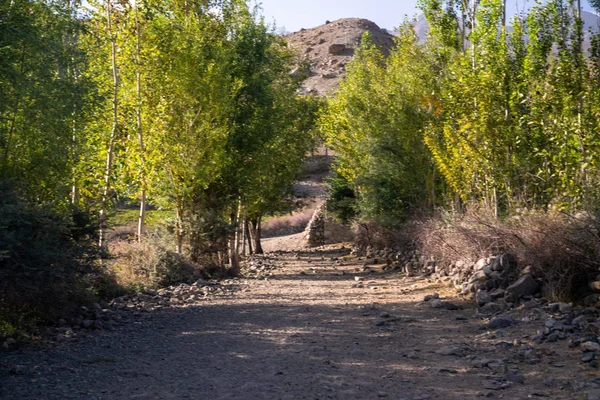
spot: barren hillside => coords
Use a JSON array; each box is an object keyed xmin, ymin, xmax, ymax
[{"xmin": 284, "ymin": 18, "xmax": 395, "ymax": 96}]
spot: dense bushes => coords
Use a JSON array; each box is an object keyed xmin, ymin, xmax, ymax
[
  {"xmin": 0, "ymin": 183, "xmax": 104, "ymax": 336},
  {"xmin": 108, "ymin": 230, "xmax": 216, "ymax": 292},
  {"xmin": 320, "ymin": 0, "xmax": 600, "ymax": 301}
]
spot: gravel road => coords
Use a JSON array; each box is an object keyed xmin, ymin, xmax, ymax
[{"xmin": 1, "ymin": 246, "xmax": 599, "ymax": 400}]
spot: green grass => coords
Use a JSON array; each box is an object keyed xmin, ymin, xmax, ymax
[{"xmin": 112, "ymin": 209, "xmax": 173, "ymax": 227}]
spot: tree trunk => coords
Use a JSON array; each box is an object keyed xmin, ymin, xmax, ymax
[
  {"xmin": 244, "ymin": 217, "xmax": 253, "ymax": 255},
  {"xmin": 99, "ymin": 0, "xmax": 119, "ymax": 248},
  {"xmin": 228, "ymin": 211, "xmax": 240, "ymax": 273},
  {"xmin": 135, "ymin": 1, "xmax": 146, "ymax": 242},
  {"xmin": 175, "ymin": 205, "xmax": 184, "ymax": 254},
  {"xmin": 253, "ymin": 216, "xmax": 264, "ymax": 255}
]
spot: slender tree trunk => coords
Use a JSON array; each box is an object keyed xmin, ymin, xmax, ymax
[
  {"xmin": 175, "ymin": 205, "xmax": 184, "ymax": 254},
  {"xmin": 244, "ymin": 217, "xmax": 253, "ymax": 255},
  {"xmin": 253, "ymin": 216, "xmax": 264, "ymax": 255},
  {"xmin": 234, "ymin": 200, "xmax": 242, "ymax": 257},
  {"xmin": 502, "ymin": 0, "xmax": 506, "ymax": 30},
  {"xmin": 99, "ymin": 0, "xmax": 119, "ymax": 248},
  {"xmin": 228, "ymin": 210, "xmax": 240, "ymax": 272},
  {"xmin": 135, "ymin": 1, "xmax": 146, "ymax": 242}
]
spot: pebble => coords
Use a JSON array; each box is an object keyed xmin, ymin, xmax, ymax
[
  {"xmin": 504, "ymin": 373, "xmax": 525, "ymax": 384},
  {"xmin": 582, "ymin": 341, "xmax": 600, "ymax": 351},
  {"xmin": 10, "ymin": 365, "xmax": 26, "ymax": 375},
  {"xmin": 435, "ymin": 347, "xmax": 464, "ymax": 357},
  {"xmin": 423, "ymin": 293, "xmax": 439, "ymax": 302},
  {"xmin": 582, "ymin": 352, "xmax": 596, "ymax": 363},
  {"xmin": 486, "ymin": 317, "xmax": 516, "ymax": 330}
]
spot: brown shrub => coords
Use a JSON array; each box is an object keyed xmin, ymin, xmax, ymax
[
  {"xmin": 108, "ymin": 232, "xmax": 211, "ymax": 291},
  {"xmin": 262, "ymin": 205, "xmax": 316, "ymax": 238},
  {"xmin": 415, "ymin": 207, "xmax": 600, "ymax": 302}
]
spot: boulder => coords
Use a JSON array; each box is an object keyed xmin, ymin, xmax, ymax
[
  {"xmin": 490, "ymin": 253, "xmax": 517, "ymax": 272},
  {"xmin": 506, "ymin": 274, "xmax": 539, "ymax": 299},
  {"xmin": 476, "ymin": 290, "xmax": 493, "ymax": 306},
  {"xmin": 589, "ymin": 281, "xmax": 600, "ymax": 293},
  {"xmin": 474, "ymin": 258, "xmax": 488, "ymax": 271},
  {"xmin": 469, "ymin": 270, "xmax": 488, "ymax": 284},
  {"xmin": 328, "ymin": 43, "xmax": 347, "ymax": 55}
]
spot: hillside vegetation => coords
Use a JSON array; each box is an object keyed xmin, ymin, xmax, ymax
[
  {"xmin": 320, "ymin": 0, "xmax": 600, "ymax": 300},
  {"xmin": 0, "ymin": 0, "xmax": 318, "ymax": 336}
]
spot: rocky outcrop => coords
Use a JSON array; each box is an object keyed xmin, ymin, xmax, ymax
[{"xmin": 284, "ymin": 18, "xmax": 395, "ymax": 96}]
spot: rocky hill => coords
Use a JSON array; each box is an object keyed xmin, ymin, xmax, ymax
[
  {"xmin": 284, "ymin": 18, "xmax": 395, "ymax": 96},
  {"xmin": 284, "ymin": 12, "xmax": 599, "ymax": 97}
]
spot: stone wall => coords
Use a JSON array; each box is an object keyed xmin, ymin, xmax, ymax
[{"xmin": 305, "ymin": 204, "xmax": 325, "ymax": 247}]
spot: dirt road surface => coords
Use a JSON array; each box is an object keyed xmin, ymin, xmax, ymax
[{"xmin": 1, "ymin": 244, "xmax": 598, "ymax": 400}]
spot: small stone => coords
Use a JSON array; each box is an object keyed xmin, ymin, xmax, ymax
[
  {"xmin": 573, "ymin": 315, "xmax": 588, "ymax": 327},
  {"xmin": 436, "ymin": 347, "xmax": 464, "ymax": 356},
  {"xmin": 377, "ymin": 392, "xmax": 388, "ymax": 398},
  {"xmin": 558, "ymin": 302, "xmax": 573, "ymax": 313},
  {"xmin": 82, "ymin": 319, "xmax": 94, "ymax": 329},
  {"xmin": 590, "ymin": 281, "xmax": 600, "ymax": 293},
  {"xmin": 582, "ymin": 342, "xmax": 600, "ymax": 352},
  {"xmin": 476, "ymin": 290, "xmax": 493, "ymax": 306},
  {"xmin": 582, "ymin": 352, "xmax": 596, "ymax": 363},
  {"xmin": 379, "ymin": 312, "xmax": 390, "ymax": 318},
  {"xmin": 431, "ymin": 299, "xmax": 444, "ymax": 309},
  {"xmin": 350, "ymin": 347, "xmax": 364, "ymax": 356},
  {"xmin": 505, "ymin": 373, "xmax": 525, "ymax": 384},
  {"xmin": 546, "ymin": 333, "xmax": 559, "ymax": 342},
  {"xmin": 354, "ymin": 276, "xmax": 364, "ymax": 282},
  {"xmin": 10, "ymin": 365, "xmax": 25, "ymax": 375},
  {"xmin": 486, "ymin": 317, "xmax": 516, "ymax": 330},
  {"xmin": 482, "ymin": 380, "xmax": 501, "ymax": 390},
  {"xmin": 6, "ymin": 338, "xmax": 16, "ymax": 346},
  {"xmin": 442, "ymin": 301, "xmax": 462, "ymax": 310},
  {"xmin": 424, "ymin": 293, "xmax": 440, "ymax": 301},
  {"xmin": 506, "ymin": 274, "xmax": 540, "ymax": 298},
  {"xmin": 543, "ymin": 378, "xmax": 555, "ymax": 387},
  {"xmin": 55, "ymin": 334, "xmax": 66, "ymax": 343}
]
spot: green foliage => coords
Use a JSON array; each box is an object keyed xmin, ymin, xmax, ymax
[
  {"xmin": 0, "ymin": 181, "xmax": 103, "ymax": 327},
  {"xmin": 320, "ymin": 29, "xmax": 435, "ymax": 227},
  {"xmin": 326, "ymin": 173, "xmax": 357, "ymax": 224},
  {"xmin": 0, "ymin": 0, "xmax": 317, "ymax": 333}
]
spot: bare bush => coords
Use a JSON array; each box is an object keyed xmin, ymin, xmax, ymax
[
  {"xmin": 108, "ymin": 231, "xmax": 210, "ymax": 291},
  {"xmin": 415, "ymin": 207, "xmax": 600, "ymax": 302},
  {"xmin": 262, "ymin": 205, "xmax": 316, "ymax": 238}
]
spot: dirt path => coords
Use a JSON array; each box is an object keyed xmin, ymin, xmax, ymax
[{"xmin": 2, "ymin": 246, "xmax": 598, "ymax": 400}]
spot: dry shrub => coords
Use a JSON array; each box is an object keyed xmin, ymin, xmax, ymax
[
  {"xmin": 262, "ymin": 205, "xmax": 316, "ymax": 238},
  {"xmin": 108, "ymin": 231, "xmax": 209, "ymax": 291},
  {"xmin": 353, "ymin": 220, "xmax": 418, "ymax": 251},
  {"xmin": 416, "ymin": 207, "xmax": 600, "ymax": 302},
  {"xmin": 323, "ymin": 217, "xmax": 354, "ymax": 244}
]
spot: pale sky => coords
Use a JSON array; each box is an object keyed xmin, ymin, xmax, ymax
[{"xmin": 255, "ymin": 0, "xmax": 598, "ymax": 33}]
